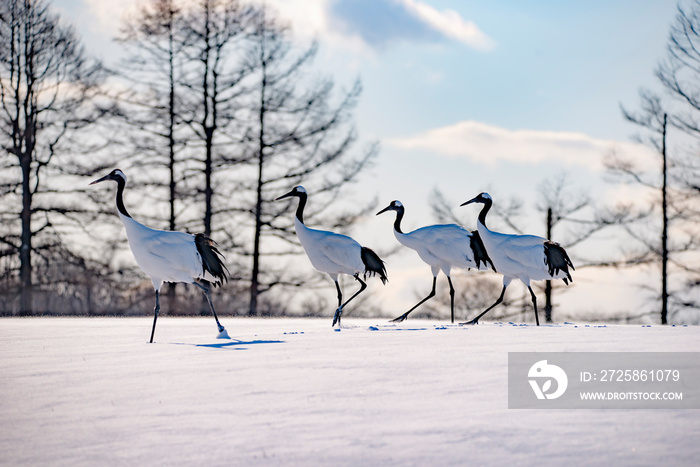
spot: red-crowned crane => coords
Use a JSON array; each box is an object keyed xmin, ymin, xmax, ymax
[
  {"xmin": 276, "ymin": 186, "xmax": 387, "ymax": 327},
  {"xmin": 377, "ymin": 200, "xmax": 495, "ymax": 323},
  {"xmin": 460, "ymin": 192, "xmax": 574, "ymax": 326},
  {"xmin": 90, "ymin": 169, "xmax": 229, "ymax": 342}
]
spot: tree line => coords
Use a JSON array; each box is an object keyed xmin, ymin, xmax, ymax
[
  {"xmin": 0, "ymin": 0, "xmax": 375, "ymax": 317},
  {"xmin": 1, "ymin": 0, "xmax": 698, "ymax": 323}
]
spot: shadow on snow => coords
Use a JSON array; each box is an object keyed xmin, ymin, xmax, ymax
[{"xmin": 171, "ymin": 339, "xmax": 285, "ymax": 350}]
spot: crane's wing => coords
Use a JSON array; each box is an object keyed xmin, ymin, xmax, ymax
[
  {"xmin": 481, "ymin": 230, "xmax": 546, "ymax": 270},
  {"xmin": 360, "ymin": 247, "xmax": 387, "ymax": 283},
  {"xmin": 470, "ymin": 230, "xmax": 496, "ymax": 271},
  {"xmin": 133, "ymin": 229, "xmax": 203, "ymax": 280},
  {"xmin": 408, "ymin": 224, "xmax": 471, "ymax": 259},
  {"xmin": 544, "ymin": 241, "xmax": 574, "ymax": 282},
  {"xmin": 195, "ymin": 233, "xmax": 229, "ymax": 285},
  {"xmin": 407, "ymin": 224, "xmax": 496, "ymax": 270},
  {"xmin": 315, "ymin": 231, "xmax": 363, "ymax": 271},
  {"xmin": 495, "ymin": 232, "xmax": 546, "ymax": 248},
  {"xmin": 484, "ymin": 230, "xmax": 544, "ymax": 250},
  {"xmin": 408, "ymin": 224, "xmax": 470, "ymax": 244},
  {"xmin": 501, "ymin": 244, "xmax": 547, "ymax": 269}
]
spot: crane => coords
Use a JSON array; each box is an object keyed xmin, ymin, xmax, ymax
[
  {"xmin": 276, "ymin": 186, "xmax": 387, "ymax": 327},
  {"xmin": 460, "ymin": 192, "xmax": 574, "ymax": 326},
  {"xmin": 90, "ymin": 169, "xmax": 229, "ymax": 342},
  {"xmin": 377, "ymin": 200, "xmax": 494, "ymax": 323}
]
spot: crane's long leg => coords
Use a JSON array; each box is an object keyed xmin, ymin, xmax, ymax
[
  {"xmin": 335, "ymin": 280, "xmax": 342, "ymax": 309},
  {"xmin": 333, "ymin": 275, "xmax": 367, "ymax": 327},
  {"xmin": 193, "ymin": 281, "xmax": 226, "ymax": 334},
  {"xmin": 447, "ymin": 276, "xmax": 455, "ymax": 324},
  {"xmin": 391, "ymin": 276, "xmax": 437, "ymax": 323},
  {"xmin": 528, "ymin": 286, "xmax": 540, "ymax": 326},
  {"xmin": 149, "ymin": 291, "xmax": 160, "ymax": 343},
  {"xmin": 461, "ymin": 285, "xmax": 507, "ymax": 325}
]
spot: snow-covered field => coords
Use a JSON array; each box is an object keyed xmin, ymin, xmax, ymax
[{"xmin": 2, "ymin": 317, "xmax": 699, "ymax": 466}]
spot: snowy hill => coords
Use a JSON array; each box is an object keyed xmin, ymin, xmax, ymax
[{"xmin": 2, "ymin": 317, "xmax": 698, "ymax": 466}]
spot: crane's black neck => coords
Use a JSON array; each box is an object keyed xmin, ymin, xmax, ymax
[
  {"xmin": 478, "ymin": 198, "xmax": 492, "ymax": 228},
  {"xmin": 392, "ymin": 206, "xmax": 405, "ymax": 234},
  {"xmin": 295, "ymin": 192, "xmax": 307, "ymax": 224},
  {"xmin": 115, "ymin": 178, "xmax": 131, "ymax": 218}
]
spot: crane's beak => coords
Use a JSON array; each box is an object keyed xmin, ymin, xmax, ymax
[
  {"xmin": 89, "ymin": 174, "xmax": 110, "ymax": 185},
  {"xmin": 376, "ymin": 205, "xmax": 393, "ymax": 216},
  {"xmin": 460, "ymin": 195, "xmax": 480, "ymax": 207},
  {"xmin": 275, "ymin": 190, "xmax": 295, "ymax": 201}
]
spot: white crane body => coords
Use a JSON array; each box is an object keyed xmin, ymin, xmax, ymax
[
  {"xmin": 277, "ymin": 186, "xmax": 387, "ymax": 327},
  {"xmin": 477, "ymin": 227, "xmax": 571, "ymax": 283},
  {"xmin": 119, "ymin": 213, "xmax": 215, "ymax": 287},
  {"xmin": 394, "ymin": 223, "xmax": 477, "ymax": 274},
  {"xmin": 91, "ymin": 169, "xmax": 229, "ymax": 342},
  {"xmin": 461, "ymin": 192, "xmax": 574, "ymax": 326},
  {"xmin": 377, "ymin": 200, "xmax": 494, "ymax": 323},
  {"xmin": 294, "ymin": 217, "xmax": 365, "ymax": 280}
]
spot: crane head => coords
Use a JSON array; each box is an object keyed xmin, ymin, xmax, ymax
[
  {"xmin": 90, "ymin": 169, "xmax": 127, "ymax": 186},
  {"xmin": 376, "ymin": 200, "xmax": 403, "ymax": 216},
  {"xmin": 276, "ymin": 185, "xmax": 307, "ymax": 200},
  {"xmin": 460, "ymin": 192, "xmax": 491, "ymax": 206}
]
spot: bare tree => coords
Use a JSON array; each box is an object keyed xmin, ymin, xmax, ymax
[
  {"xmin": 116, "ymin": 0, "xmax": 186, "ymax": 231},
  {"xmin": 241, "ymin": 9, "xmax": 378, "ymax": 316},
  {"xmin": 110, "ymin": 0, "xmax": 258, "ymax": 315},
  {"xmin": 177, "ymin": 0, "xmax": 256, "ymax": 239},
  {"xmin": 658, "ymin": 2, "xmax": 700, "ymax": 148},
  {"xmin": 614, "ymin": 90, "xmax": 698, "ymax": 323},
  {"xmin": 0, "ymin": 0, "xmax": 106, "ymax": 314},
  {"xmin": 102, "ymin": 1, "xmax": 378, "ymax": 318},
  {"xmin": 112, "ymin": 0, "xmax": 190, "ymax": 311},
  {"xmin": 650, "ymin": 0, "xmax": 700, "ymax": 318},
  {"xmin": 535, "ymin": 174, "xmax": 601, "ymax": 322}
]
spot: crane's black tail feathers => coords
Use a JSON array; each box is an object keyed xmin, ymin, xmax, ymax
[
  {"xmin": 470, "ymin": 230, "xmax": 497, "ymax": 272},
  {"xmin": 543, "ymin": 241, "xmax": 574, "ymax": 283},
  {"xmin": 361, "ymin": 247, "xmax": 388, "ymax": 285},
  {"xmin": 195, "ymin": 233, "xmax": 229, "ymax": 287}
]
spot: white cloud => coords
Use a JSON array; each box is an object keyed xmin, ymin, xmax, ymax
[
  {"xmin": 253, "ymin": 0, "xmax": 330, "ymax": 36},
  {"xmin": 400, "ymin": 0, "xmax": 495, "ymax": 51},
  {"xmin": 77, "ymin": 0, "xmax": 493, "ymax": 56},
  {"xmin": 324, "ymin": 0, "xmax": 494, "ymax": 53},
  {"xmin": 80, "ymin": 0, "xmax": 137, "ymax": 35},
  {"xmin": 387, "ymin": 120, "xmax": 658, "ymax": 172}
]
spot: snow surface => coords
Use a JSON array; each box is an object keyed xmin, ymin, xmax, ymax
[{"xmin": 1, "ymin": 317, "xmax": 699, "ymax": 466}]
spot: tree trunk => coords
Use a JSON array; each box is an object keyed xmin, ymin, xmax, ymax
[
  {"xmin": 19, "ymin": 151, "xmax": 33, "ymax": 316},
  {"xmin": 202, "ymin": 2, "xmax": 213, "ymax": 239},
  {"xmin": 249, "ymin": 36, "xmax": 267, "ymax": 318},
  {"xmin": 1, "ymin": 0, "xmax": 105, "ymax": 317},
  {"xmin": 248, "ymin": 147, "xmax": 263, "ymax": 316},
  {"xmin": 544, "ymin": 207, "xmax": 553, "ymax": 323},
  {"xmin": 204, "ymin": 128, "xmax": 213, "ymax": 237},
  {"xmin": 167, "ymin": 15, "xmax": 178, "ymax": 311},
  {"xmin": 661, "ymin": 113, "xmax": 668, "ymax": 325}
]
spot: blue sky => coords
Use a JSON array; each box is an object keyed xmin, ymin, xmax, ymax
[
  {"xmin": 54, "ymin": 0, "xmax": 684, "ymax": 318},
  {"xmin": 59, "ymin": 0, "xmax": 677, "ymax": 139},
  {"xmin": 315, "ymin": 0, "xmax": 674, "ymax": 137}
]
